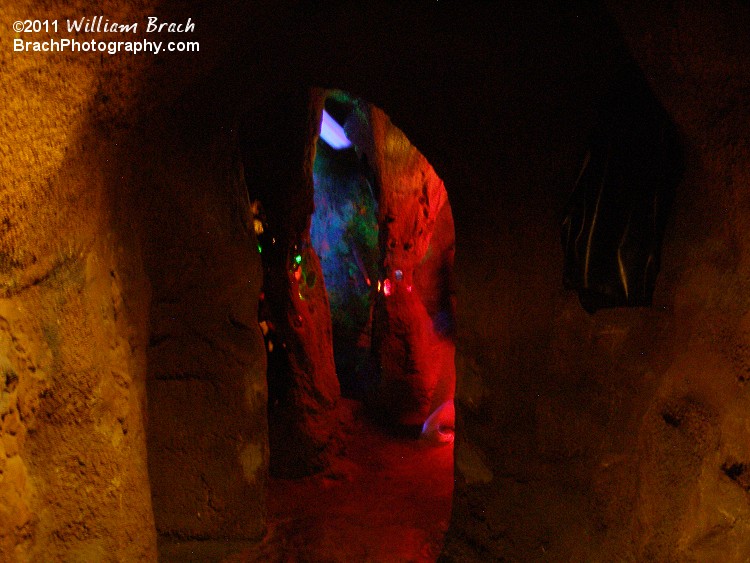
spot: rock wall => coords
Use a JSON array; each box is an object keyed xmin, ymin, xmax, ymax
[
  {"xmin": 368, "ymin": 107, "xmax": 456, "ymax": 426},
  {"xmin": 0, "ymin": 0, "xmax": 158, "ymax": 558},
  {"xmin": 440, "ymin": 3, "xmax": 750, "ymax": 561},
  {"xmin": 240, "ymin": 89, "xmax": 340, "ymax": 478},
  {"xmin": 605, "ymin": 4, "xmax": 750, "ymax": 559},
  {"xmin": 142, "ymin": 97, "xmax": 268, "ymax": 540},
  {"xmin": 1, "ymin": 0, "xmax": 272, "ymax": 555}
]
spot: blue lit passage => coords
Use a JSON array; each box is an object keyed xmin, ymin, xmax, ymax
[{"xmin": 311, "ymin": 101, "xmax": 378, "ymax": 397}]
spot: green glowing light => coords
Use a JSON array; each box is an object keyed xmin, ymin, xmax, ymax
[
  {"xmin": 294, "ymin": 254, "xmax": 302, "ymax": 265},
  {"xmin": 257, "ymin": 244, "xmax": 262, "ymax": 253}
]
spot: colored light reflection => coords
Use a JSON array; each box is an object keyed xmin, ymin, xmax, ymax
[
  {"xmin": 421, "ymin": 400, "xmax": 455, "ymax": 444},
  {"xmin": 320, "ymin": 109, "xmax": 352, "ymax": 150},
  {"xmin": 383, "ymin": 278, "xmax": 392, "ymax": 297},
  {"xmin": 295, "ymin": 254, "xmax": 302, "ymax": 265},
  {"xmin": 253, "ymin": 219, "xmax": 264, "ymax": 235}
]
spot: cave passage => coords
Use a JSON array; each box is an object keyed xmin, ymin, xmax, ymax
[
  {"xmin": 311, "ymin": 96, "xmax": 380, "ymax": 399},
  {"xmin": 311, "ymin": 91, "xmax": 458, "ymax": 430},
  {"xmin": 242, "ymin": 91, "xmax": 458, "ymax": 560}
]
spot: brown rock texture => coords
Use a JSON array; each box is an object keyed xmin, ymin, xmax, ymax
[
  {"xmin": 2, "ymin": 0, "xmax": 272, "ymax": 556},
  {"xmin": 1, "ymin": 1, "xmax": 158, "ymax": 559},
  {"xmin": 142, "ymin": 100, "xmax": 268, "ymax": 540},
  {"xmin": 440, "ymin": 3, "xmax": 750, "ymax": 561}
]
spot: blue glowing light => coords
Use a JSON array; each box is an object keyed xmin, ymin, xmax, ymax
[
  {"xmin": 421, "ymin": 400, "xmax": 455, "ymax": 444},
  {"xmin": 319, "ymin": 109, "xmax": 352, "ymax": 150}
]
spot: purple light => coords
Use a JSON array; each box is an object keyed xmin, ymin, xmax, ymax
[
  {"xmin": 319, "ymin": 109, "xmax": 352, "ymax": 150},
  {"xmin": 421, "ymin": 400, "xmax": 455, "ymax": 444}
]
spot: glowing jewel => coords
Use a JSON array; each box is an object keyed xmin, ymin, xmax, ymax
[
  {"xmin": 394, "ymin": 269, "xmax": 403, "ymax": 281},
  {"xmin": 319, "ymin": 109, "xmax": 352, "ymax": 149},
  {"xmin": 377, "ymin": 280, "xmax": 382, "ymax": 292},
  {"xmin": 295, "ymin": 254, "xmax": 302, "ymax": 265},
  {"xmin": 383, "ymin": 279, "xmax": 392, "ymax": 297},
  {"xmin": 257, "ymin": 244, "xmax": 262, "ymax": 253},
  {"xmin": 253, "ymin": 219, "xmax": 264, "ymax": 235}
]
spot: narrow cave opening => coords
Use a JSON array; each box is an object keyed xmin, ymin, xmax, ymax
[
  {"xmin": 310, "ymin": 94, "xmax": 379, "ymax": 399},
  {"xmin": 244, "ymin": 89, "xmax": 457, "ymax": 559},
  {"xmin": 311, "ymin": 91, "xmax": 457, "ymax": 430}
]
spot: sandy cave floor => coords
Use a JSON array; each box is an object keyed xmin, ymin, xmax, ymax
[{"xmin": 160, "ymin": 398, "xmax": 454, "ymax": 562}]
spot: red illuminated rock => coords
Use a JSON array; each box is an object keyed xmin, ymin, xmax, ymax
[{"xmin": 368, "ymin": 108, "xmax": 456, "ymax": 426}]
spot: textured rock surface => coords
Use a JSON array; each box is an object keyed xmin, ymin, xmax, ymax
[
  {"xmin": 368, "ymin": 107, "xmax": 456, "ymax": 426},
  {"xmin": 1, "ymin": 0, "xmax": 270, "ymax": 556},
  {"xmin": 142, "ymin": 99, "xmax": 267, "ymax": 539},
  {"xmin": 439, "ymin": 3, "xmax": 750, "ymax": 561},
  {"xmin": 241, "ymin": 89, "xmax": 340, "ymax": 477},
  {"xmin": 1, "ymin": 1, "xmax": 158, "ymax": 559}
]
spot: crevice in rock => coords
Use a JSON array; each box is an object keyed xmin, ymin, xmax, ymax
[{"xmin": 721, "ymin": 460, "xmax": 750, "ymax": 491}]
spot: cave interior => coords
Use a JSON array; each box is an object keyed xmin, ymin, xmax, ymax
[{"xmin": 2, "ymin": 1, "xmax": 750, "ymax": 562}]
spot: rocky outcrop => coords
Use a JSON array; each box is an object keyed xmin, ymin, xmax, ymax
[
  {"xmin": 1, "ymin": 1, "xmax": 158, "ymax": 556},
  {"xmin": 241, "ymin": 89, "xmax": 341, "ymax": 477},
  {"xmin": 367, "ymin": 107, "xmax": 456, "ymax": 427}
]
